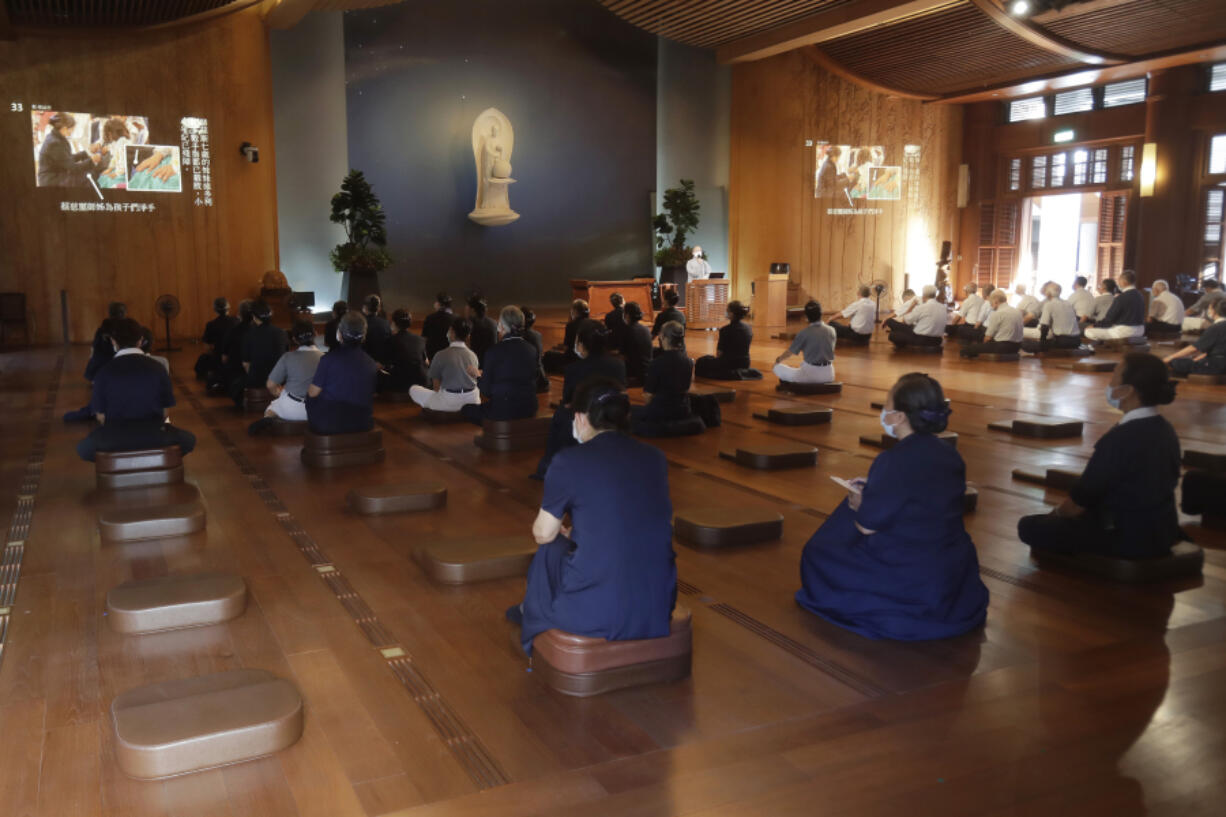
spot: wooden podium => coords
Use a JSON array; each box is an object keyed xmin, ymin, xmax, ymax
[
  {"xmin": 686, "ymin": 279, "xmax": 729, "ymax": 330},
  {"xmin": 570, "ymin": 279, "xmax": 655, "ymax": 321},
  {"xmin": 752, "ymin": 273, "xmax": 789, "ymax": 335}
]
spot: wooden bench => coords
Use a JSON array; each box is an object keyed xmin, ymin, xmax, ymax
[
  {"xmin": 111, "ymin": 669, "xmax": 303, "ymax": 779},
  {"xmin": 775, "ymin": 381, "xmax": 842, "ymax": 395},
  {"xmin": 98, "ymin": 501, "xmax": 207, "ymax": 544},
  {"xmin": 674, "ymin": 507, "xmax": 784, "ymax": 548},
  {"xmin": 719, "ymin": 441, "xmax": 818, "ymax": 470},
  {"xmin": 1011, "ymin": 467, "xmax": 1082, "ymax": 491},
  {"xmin": 1030, "ymin": 542, "xmax": 1204, "ymax": 584},
  {"xmin": 106, "ymin": 573, "xmax": 247, "ymax": 634},
  {"xmin": 860, "ymin": 431, "xmax": 958, "ymax": 450},
  {"xmin": 530, "ymin": 607, "xmax": 692, "ymax": 697},
  {"xmin": 988, "ymin": 418, "xmax": 1083, "ymax": 439},
  {"xmin": 752, "ymin": 406, "xmax": 833, "ymax": 426},
  {"xmin": 414, "ymin": 536, "xmax": 538, "ymax": 584},
  {"xmin": 474, "ymin": 414, "xmax": 552, "ymax": 452},
  {"xmin": 346, "ymin": 482, "xmax": 448, "ymax": 515},
  {"xmin": 300, "ymin": 430, "xmax": 385, "ymax": 469},
  {"xmin": 95, "ymin": 446, "xmax": 184, "ymax": 491},
  {"xmin": 1072, "ymin": 358, "xmax": 1117, "ymax": 373}
]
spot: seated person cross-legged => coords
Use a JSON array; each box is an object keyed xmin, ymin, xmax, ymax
[
  {"xmin": 949, "ymin": 284, "xmax": 994, "ymax": 344},
  {"xmin": 249, "ymin": 320, "xmax": 322, "ymax": 435},
  {"xmin": 651, "ymin": 288, "xmax": 686, "ymax": 353},
  {"xmin": 829, "ymin": 286, "xmax": 877, "ymax": 345},
  {"xmin": 694, "ymin": 300, "xmax": 757, "ymax": 380},
  {"xmin": 466, "ymin": 295, "xmax": 499, "ymax": 368},
  {"xmin": 532, "ymin": 324, "xmax": 626, "ymax": 479},
  {"xmin": 194, "ymin": 297, "xmax": 238, "ymax": 382},
  {"xmin": 1022, "ymin": 282, "xmax": 1083, "ymax": 352},
  {"xmin": 306, "ymin": 312, "xmax": 379, "ymax": 435},
  {"xmin": 409, "ymin": 317, "xmax": 480, "ymax": 414},
  {"xmin": 884, "ymin": 285, "xmax": 947, "ymax": 349},
  {"xmin": 380, "ymin": 309, "xmax": 429, "ymax": 394},
  {"xmin": 1018, "ymin": 353, "xmax": 1181, "ymax": 559},
  {"xmin": 235, "ymin": 299, "xmax": 289, "ymax": 408},
  {"xmin": 219, "ymin": 299, "xmax": 255, "ymax": 395},
  {"xmin": 510, "ymin": 379, "xmax": 677, "ymax": 654},
  {"xmin": 1145, "ymin": 279, "xmax": 1185, "ymax": 336},
  {"xmin": 461, "ymin": 305, "xmax": 540, "ymax": 425},
  {"xmin": 960, "ymin": 290, "xmax": 1022, "ymax": 358},
  {"xmin": 1164, "ymin": 298, "xmax": 1226, "ymax": 377},
  {"xmin": 603, "ymin": 292, "xmax": 626, "ymax": 353},
  {"xmin": 420, "ymin": 293, "xmax": 454, "ymax": 361},
  {"xmin": 773, "ymin": 300, "xmax": 836, "ymax": 384},
  {"xmin": 621, "ymin": 302, "xmax": 653, "ymax": 385},
  {"xmin": 1085, "ymin": 269, "xmax": 1146, "ymax": 341},
  {"xmin": 796, "ymin": 373, "xmax": 988, "ymax": 640},
  {"xmin": 1181, "ymin": 278, "xmax": 1223, "ymax": 333},
  {"xmin": 76, "ymin": 318, "xmax": 197, "ymax": 461},
  {"xmin": 632, "ymin": 321, "xmax": 699, "ymax": 436},
  {"xmin": 521, "ymin": 306, "xmax": 550, "ymax": 392},
  {"xmin": 543, "ymin": 299, "xmax": 598, "ymax": 374},
  {"xmin": 64, "ymin": 301, "xmax": 127, "ymax": 423}
]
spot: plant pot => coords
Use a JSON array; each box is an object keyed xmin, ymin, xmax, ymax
[{"xmin": 343, "ymin": 267, "xmax": 381, "ymax": 302}]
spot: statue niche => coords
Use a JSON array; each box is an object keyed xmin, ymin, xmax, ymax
[{"xmin": 468, "ymin": 107, "xmax": 520, "ymax": 227}]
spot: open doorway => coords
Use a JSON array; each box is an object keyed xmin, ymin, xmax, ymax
[{"xmin": 1015, "ymin": 191, "xmax": 1101, "ymax": 296}]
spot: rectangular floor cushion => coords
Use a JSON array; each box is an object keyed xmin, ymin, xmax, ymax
[
  {"xmin": 414, "ymin": 536, "xmax": 538, "ymax": 584},
  {"xmin": 474, "ymin": 415, "xmax": 552, "ymax": 452},
  {"xmin": 1030, "ymin": 542, "xmax": 1203, "ymax": 584},
  {"xmin": 96, "ymin": 447, "xmax": 184, "ymax": 490},
  {"xmin": 106, "ymin": 573, "xmax": 247, "ymax": 634},
  {"xmin": 301, "ymin": 430, "xmax": 385, "ymax": 468},
  {"xmin": 674, "ymin": 507, "xmax": 784, "ymax": 548},
  {"xmin": 347, "ymin": 482, "xmax": 448, "ymax": 515}
]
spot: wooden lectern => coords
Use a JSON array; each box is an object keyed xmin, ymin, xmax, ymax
[
  {"xmin": 570, "ymin": 279, "xmax": 655, "ymax": 321},
  {"xmin": 686, "ymin": 279, "xmax": 729, "ymax": 330},
  {"xmin": 752, "ymin": 273, "xmax": 789, "ymax": 335}
]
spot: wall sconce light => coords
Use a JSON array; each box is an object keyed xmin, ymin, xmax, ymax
[{"xmin": 1139, "ymin": 142, "xmax": 1157, "ymax": 197}]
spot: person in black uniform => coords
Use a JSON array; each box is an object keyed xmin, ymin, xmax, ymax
[
  {"xmin": 1018, "ymin": 353, "xmax": 1181, "ymax": 559},
  {"xmin": 521, "ymin": 306, "xmax": 549, "ymax": 392},
  {"xmin": 694, "ymin": 300, "xmax": 756, "ymax": 380},
  {"xmin": 220, "ymin": 299, "xmax": 255, "ymax": 395},
  {"xmin": 421, "ymin": 293, "xmax": 454, "ymax": 361},
  {"xmin": 466, "ymin": 295, "xmax": 499, "ymax": 367},
  {"xmin": 543, "ymin": 299, "xmax": 598, "ymax": 374},
  {"xmin": 532, "ymin": 323, "xmax": 626, "ymax": 479},
  {"xmin": 235, "ymin": 299, "xmax": 289, "ymax": 407},
  {"xmin": 324, "ymin": 300, "xmax": 347, "ymax": 353},
  {"xmin": 380, "ymin": 309, "xmax": 428, "ymax": 393},
  {"xmin": 75, "ymin": 318, "xmax": 196, "ymax": 461},
  {"xmin": 604, "ymin": 292, "xmax": 626, "ymax": 353},
  {"xmin": 632, "ymin": 321, "xmax": 700, "ymax": 436},
  {"xmin": 1164, "ymin": 298, "xmax": 1226, "ymax": 376},
  {"xmin": 307, "ymin": 312, "xmax": 379, "ymax": 434},
  {"xmin": 64, "ymin": 302, "xmax": 128, "ymax": 423},
  {"xmin": 361, "ymin": 295, "xmax": 393, "ymax": 364},
  {"xmin": 651, "ymin": 288, "xmax": 686, "ymax": 341},
  {"xmin": 195, "ymin": 297, "xmax": 238, "ymax": 381},
  {"xmin": 461, "ymin": 305, "xmax": 540, "ymax": 424},
  {"xmin": 1085, "ymin": 269, "xmax": 1146, "ymax": 342},
  {"xmin": 622, "ymin": 301, "xmax": 653, "ymax": 385}
]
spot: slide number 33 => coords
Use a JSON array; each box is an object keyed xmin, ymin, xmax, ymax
[{"xmin": 10, "ymin": 102, "xmax": 23, "ymax": 112}]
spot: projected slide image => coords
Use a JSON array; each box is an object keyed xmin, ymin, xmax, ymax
[
  {"xmin": 32, "ymin": 112, "xmax": 151, "ymax": 189},
  {"xmin": 814, "ymin": 143, "xmax": 885, "ymax": 202},
  {"xmin": 867, "ymin": 166, "xmax": 902, "ymax": 201},
  {"xmin": 126, "ymin": 145, "xmax": 182, "ymax": 192}
]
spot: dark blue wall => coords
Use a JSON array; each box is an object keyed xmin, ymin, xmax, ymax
[{"xmin": 343, "ymin": 0, "xmax": 656, "ymax": 311}]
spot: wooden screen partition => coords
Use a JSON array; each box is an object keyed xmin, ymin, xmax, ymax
[
  {"xmin": 974, "ymin": 200, "xmax": 1020, "ymax": 289},
  {"xmin": 686, "ymin": 279, "xmax": 729, "ymax": 330},
  {"xmin": 1097, "ymin": 190, "xmax": 1129, "ymax": 284},
  {"xmin": 570, "ymin": 279, "xmax": 655, "ymax": 322}
]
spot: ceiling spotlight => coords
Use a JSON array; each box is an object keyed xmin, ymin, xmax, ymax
[{"xmin": 1010, "ymin": 0, "xmax": 1031, "ymax": 15}]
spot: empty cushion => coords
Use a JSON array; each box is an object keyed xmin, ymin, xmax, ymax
[
  {"xmin": 301, "ymin": 430, "xmax": 384, "ymax": 468},
  {"xmin": 99, "ymin": 501, "xmax": 206, "ymax": 543},
  {"xmin": 674, "ymin": 507, "xmax": 784, "ymax": 548},
  {"xmin": 474, "ymin": 415, "xmax": 552, "ymax": 452},
  {"xmin": 1040, "ymin": 346, "xmax": 1092, "ymax": 358},
  {"xmin": 689, "ymin": 384, "xmax": 736, "ymax": 403},
  {"xmin": 719, "ymin": 441, "xmax": 818, "ymax": 470},
  {"xmin": 775, "ymin": 381, "xmax": 842, "ymax": 395},
  {"xmin": 106, "ymin": 573, "xmax": 247, "ymax": 634},
  {"xmin": 414, "ymin": 536, "xmax": 538, "ymax": 584},
  {"xmin": 988, "ymin": 418, "xmax": 1083, "ymax": 438},
  {"xmin": 96, "ymin": 447, "xmax": 185, "ymax": 491},
  {"xmin": 1031, "ymin": 542, "xmax": 1203, "ymax": 584},
  {"xmin": 1011, "ymin": 468, "xmax": 1080, "ymax": 490},
  {"xmin": 111, "ymin": 668, "xmax": 303, "ymax": 780},
  {"xmin": 753, "ymin": 406, "xmax": 832, "ymax": 426},
  {"xmin": 531, "ymin": 606, "xmax": 692, "ymax": 697},
  {"xmin": 1073, "ymin": 358, "xmax": 1117, "ymax": 372},
  {"xmin": 347, "ymin": 482, "xmax": 447, "ymax": 515}
]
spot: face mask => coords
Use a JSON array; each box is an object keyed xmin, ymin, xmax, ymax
[
  {"xmin": 1106, "ymin": 385, "xmax": 1126, "ymax": 410},
  {"xmin": 571, "ymin": 417, "xmax": 584, "ymax": 444},
  {"xmin": 574, "ymin": 344, "xmax": 584, "ymax": 359},
  {"xmin": 880, "ymin": 409, "xmax": 897, "ymax": 438}
]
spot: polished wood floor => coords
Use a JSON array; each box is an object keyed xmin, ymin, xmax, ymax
[{"xmin": 1, "ymin": 322, "xmax": 1224, "ymax": 817}]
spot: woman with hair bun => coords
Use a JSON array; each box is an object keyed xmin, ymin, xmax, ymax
[
  {"xmin": 1018, "ymin": 353, "xmax": 1181, "ymax": 558},
  {"xmin": 694, "ymin": 300, "xmax": 758, "ymax": 380},
  {"xmin": 513, "ymin": 378, "xmax": 677, "ymax": 654},
  {"xmin": 796, "ymin": 372, "xmax": 989, "ymax": 640}
]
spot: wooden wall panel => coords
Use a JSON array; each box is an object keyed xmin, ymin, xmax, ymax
[
  {"xmin": 0, "ymin": 7, "xmax": 278, "ymax": 344},
  {"xmin": 730, "ymin": 49, "xmax": 962, "ymax": 313}
]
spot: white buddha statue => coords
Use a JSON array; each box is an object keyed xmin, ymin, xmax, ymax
[{"xmin": 469, "ymin": 108, "xmax": 519, "ymax": 227}]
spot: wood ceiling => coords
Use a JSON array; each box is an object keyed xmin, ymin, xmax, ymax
[
  {"xmin": 0, "ymin": 0, "xmax": 401, "ymax": 32},
  {"xmin": 600, "ymin": 0, "xmax": 1226, "ymax": 99}
]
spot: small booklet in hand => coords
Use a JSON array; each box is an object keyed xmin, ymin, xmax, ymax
[{"xmin": 830, "ymin": 476, "xmax": 865, "ymax": 494}]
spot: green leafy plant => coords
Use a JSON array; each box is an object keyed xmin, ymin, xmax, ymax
[
  {"xmin": 329, "ymin": 169, "xmax": 392, "ymax": 275},
  {"xmin": 653, "ymin": 179, "xmax": 701, "ymax": 267}
]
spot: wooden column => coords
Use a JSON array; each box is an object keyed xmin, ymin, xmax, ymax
[{"xmin": 1133, "ymin": 66, "xmax": 1200, "ymax": 287}]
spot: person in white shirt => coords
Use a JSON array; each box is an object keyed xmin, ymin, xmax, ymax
[
  {"xmin": 1067, "ymin": 276, "xmax": 1095, "ymax": 324},
  {"xmin": 885, "ymin": 285, "xmax": 947, "ymax": 349},
  {"xmin": 891, "ymin": 288, "xmax": 918, "ymax": 321},
  {"xmin": 1013, "ymin": 284, "xmax": 1040, "ymax": 326},
  {"xmin": 686, "ymin": 246, "xmax": 711, "ymax": 282},
  {"xmin": 961, "ymin": 290, "xmax": 1022, "ymax": 358},
  {"xmin": 1182, "ymin": 279, "xmax": 1223, "ymax": 333},
  {"xmin": 828, "ymin": 285, "xmax": 877, "ymax": 344},
  {"xmin": 1022, "ymin": 282, "xmax": 1083, "ymax": 352},
  {"xmin": 1146, "ymin": 279, "xmax": 1184, "ymax": 336},
  {"xmin": 946, "ymin": 283, "xmax": 982, "ymax": 330},
  {"xmin": 950, "ymin": 283, "xmax": 995, "ymax": 342},
  {"xmin": 1089, "ymin": 278, "xmax": 1118, "ymax": 325}
]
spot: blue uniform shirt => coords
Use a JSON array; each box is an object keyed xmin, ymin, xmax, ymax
[
  {"xmin": 91, "ymin": 350, "xmax": 175, "ymax": 423},
  {"xmin": 311, "ymin": 343, "xmax": 378, "ymax": 407}
]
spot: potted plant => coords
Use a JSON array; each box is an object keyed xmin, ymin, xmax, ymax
[
  {"xmin": 653, "ymin": 179, "xmax": 701, "ymax": 304},
  {"xmin": 330, "ymin": 169, "xmax": 392, "ymax": 301}
]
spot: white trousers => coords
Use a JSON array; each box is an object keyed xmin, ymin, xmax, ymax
[
  {"xmin": 266, "ymin": 391, "xmax": 307, "ymax": 421},
  {"xmin": 1085, "ymin": 324, "xmax": 1144, "ymax": 341},
  {"xmin": 409, "ymin": 385, "xmax": 480, "ymax": 412},
  {"xmin": 773, "ymin": 361, "xmax": 835, "ymax": 384},
  {"xmin": 1022, "ymin": 326, "xmax": 1041, "ymax": 340},
  {"xmin": 1182, "ymin": 316, "xmax": 1210, "ymax": 333}
]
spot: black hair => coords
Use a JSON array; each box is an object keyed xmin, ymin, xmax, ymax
[
  {"xmin": 664, "ymin": 289, "xmax": 680, "ymax": 308},
  {"xmin": 727, "ymin": 300, "xmax": 749, "ymax": 321},
  {"xmin": 140, "ymin": 326, "xmax": 154, "ymax": 350},
  {"xmin": 450, "ymin": 316, "xmax": 472, "ymax": 341},
  {"xmin": 890, "ymin": 372, "xmax": 951, "ymax": 434},
  {"xmin": 108, "ymin": 302, "xmax": 127, "ymax": 320},
  {"xmin": 332, "ymin": 300, "xmax": 348, "ymax": 317},
  {"xmin": 1204, "ymin": 279, "xmax": 1221, "ymax": 291},
  {"xmin": 610, "ymin": 292, "xmax": 624, "ymax": 308},
  {"xmin": 573, "ymin": 377, "xmax": 631, "ymax": 433},
  {"xmin": 238, "ymin": 299, "xmax": 255, "ymax": 323},
  {"xmin": 572, "ymin": 299, "xmax": 590, "ymax": 319},
  {"xmin": 1121, "ymin": 352, "xmax": 1177, "ymax": 406},
  {"xmin": 49, "ymin": 113, "xmax": 76, "ymax": 131},
  {"xmin": 1074, "ymin": 276, "xmax": 1088, "ymax": 288},
  {"xmin": 212, "ymin": 297, "xmax": 229, "ymax": 315},
  {"xmin": 251, "ymin": 299, "xmax": 273, "ymax": 321},
  {"xmin": 110, "ymin": 318, "xmax": 143, "ymax": 349},
  {"xmin": 291, "ymin": 320, "xmax": 316, "ymax": 346},
  {"xmin": 520, "ymin": 306, "xmax": 536, "ymax": 330},
  {"xmin": 339, "ymin": 312, "xmax": 367, "ymax": 345},
  {"xmin": 857, "ymin": 285, "xmax": 871, "ymax": 298},
  {"xmin": 436, "ymin": 292, "xmax": 452, "ymax": 308},
  {"xmin": 467, "ymin": 295, "xmax": 487, "ymax": 317},
  {"xmin": 363, "ymin": 294, "xmax": 381, "ymax": 314},
  {"xmin": 803, "ymin": 300, "xmax": 823, "ymax": 323},
  {"xmin": 577, "ymin": 323, "xmax": 608, "ymax": 357},
  {"xmin": 1102, "ymin": 279, "xmax": 1119, "ymax": 294},
  {"xmin": 392, "ymin": 308, "xmax": 412, "ymax": 330},
  {"xmin": 624, "ymin": 302, "xmax": 643, "ymax": 322}
]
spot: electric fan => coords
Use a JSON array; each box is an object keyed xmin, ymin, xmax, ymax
[
  {"xmin": 155, "ymin": 294, "xmax": 181, "ymax": 352},
  {"xmin": 871, "ymin": 279, "xmax": 889, "ymax": 334}
]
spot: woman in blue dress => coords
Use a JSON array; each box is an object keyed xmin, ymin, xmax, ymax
[
  {"xmin": 796, "ymin": 372, "xmax": 989, "ymax": 640},
  {"xmin": 514, "ymin": 377, "xmax": 677, "ymax": 654}
]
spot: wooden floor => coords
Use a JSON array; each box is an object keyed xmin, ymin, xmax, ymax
[{"xmin": 2, "ymin": 323, "xmax": 1224, "ymax": 817}]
